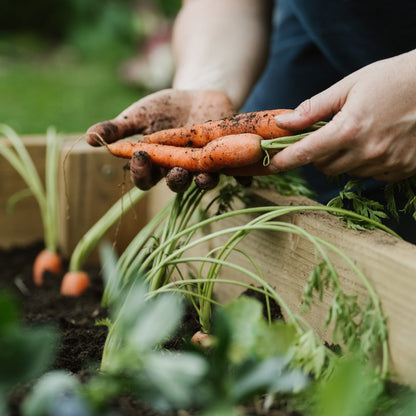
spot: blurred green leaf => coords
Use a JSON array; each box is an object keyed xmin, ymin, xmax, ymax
[
  {"xmin": 313, "ymin": 356, "xmax": 383, "ymax": 416},
  {"xmin": 21, "ymin": 370, "xmax": 82, "ymax": 416}
]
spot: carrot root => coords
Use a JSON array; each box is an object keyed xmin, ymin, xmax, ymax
[
  {"xmin": 191, "ymin": 331, "xmax": 214, "ymax": 349},
  {"xmin": 33, "ymin": 249, "xmax": 63, "ymax": 286},
  {"xmin": 60, "ymin": 271, "xmax": 90, "ymax": 297},
  {"xmin": 108, "ymin": 134, "xmax": 264, "ymax": 173},
  {"xmin": 139, "ymin": 109, "xmax": 293, "ymax": 147}
]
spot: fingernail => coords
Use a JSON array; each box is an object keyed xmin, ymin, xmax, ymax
[{"xmin": 274, "ymin": 112, "xmax": 293, "ymax": 124}]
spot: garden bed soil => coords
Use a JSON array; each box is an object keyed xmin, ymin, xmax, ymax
[{"xmin": 1, "ymin": 242, "xmax": 300, "ymax": 416}]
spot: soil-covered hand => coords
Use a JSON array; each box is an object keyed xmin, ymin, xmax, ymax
[
  {"xmin": 272, "ymin": 50, "xmax": 416, "ymax": 182},
  {"xmin": 86, "ymin": 89, "xmax": 235, "ymax": 191}
]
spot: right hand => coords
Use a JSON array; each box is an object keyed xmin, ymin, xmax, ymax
[{"xmin": 86, "ymin": 88, "xmax": 235, "ymax": 192}]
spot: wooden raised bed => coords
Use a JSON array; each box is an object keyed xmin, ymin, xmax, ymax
[
  {"xmin": 0, "ymin": 135, "xmax": 172, "ymax": 260},
  {"xmin": 1, "ymin": 134, "xmax": 415, "ymax": 387},
  {"xmin": 203, "ymin": 190, "xmax": 416, "ymax": 387}
]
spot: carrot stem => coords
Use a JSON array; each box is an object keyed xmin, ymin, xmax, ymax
[{"xmin": 260, "ymin": 121, "xmax": 327, "ymax": 166}]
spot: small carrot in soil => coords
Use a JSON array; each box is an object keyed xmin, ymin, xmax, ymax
[
  {"xmin": 108, "ymin": 134, "xmax": 264, "ymax": 172},
  {"xmin": 191, "ymin": 330, "xmax": 214, "ymax": 349},
  {"xmin": 139, "ymin": 109, "xmax": 292, "ymax": 147},
  {"xmin": 33, "ymin": 249, "xmax": 63, "ymax": 286},
  {"xmin": 60, "ymin": 271, "xmax": 90, "ymax": 297}
]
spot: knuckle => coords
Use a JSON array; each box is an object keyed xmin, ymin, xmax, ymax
[
  {"xmin": 293, "ymin": 146, "xmax": 312, "ymax": 164},
  {"xmin": 296, "ymin": 99, "xmax": 313, "ymax": 117}
]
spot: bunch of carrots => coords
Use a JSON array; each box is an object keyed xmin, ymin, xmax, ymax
[{"xmin": 105, "ymin": 109, "xmax": 311, "ymax": 178}]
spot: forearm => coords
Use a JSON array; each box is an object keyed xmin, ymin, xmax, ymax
[{"xmin": 172, "ymin": 0, "xmax": 273, "ymax": 110}]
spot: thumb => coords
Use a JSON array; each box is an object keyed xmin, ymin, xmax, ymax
[
  {"xmin": 274, "ymin": 79, "xmax": 350, "ymax": 130},
  {"xmin": 86, "ymin": 109, "xmax": 147, "ymax": 147}
]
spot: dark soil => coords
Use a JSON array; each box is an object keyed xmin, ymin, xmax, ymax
[{"xmin": 0, "ymin": 242, "xmax": 300, "ymax": 416}]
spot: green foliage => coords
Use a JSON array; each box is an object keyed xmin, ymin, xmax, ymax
[
  {"xmin": 68, "ymin": 0, "xmax": 137, "ymax": 62},
  {"xmin": 21, "ymin": 371, "xmax": 81, "ymax": 416},
  {"xmin": 384, "ymin": 176, "xmax": 416, "ymax": 221},
  {"xmin": 327, "ymin": 180, "xmax": 388, "ymax": 230},
  {"xmin": 312, "ymin": 357, "xmax": 383, "ymax": 416},
  {"xmin": 302, "ymin": 260, "xmax": 388, "ymax": 370},
  {"xmin": 0, "ymin": 293, "xmax": 58, "ymax": 414},
  {"xmin": 253, "ymin": 169, "xmax": 316, "ymax": 199},
  {"xmin": 0, "ymin": 126, "xmax": 63, "ymax": 252},
  {"xmin": 0, "ymin": 58, "xmax": 144, "ymax": 135},
  {"xmin": 327, "ymin": 176, "xmax": 416, "ymax": 232},
  {"xmin": 156, "ymin": 0, "xmax": 182, "ymax": 17}
]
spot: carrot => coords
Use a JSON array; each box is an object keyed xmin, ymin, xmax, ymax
[
  {"xmin": 108, "ymin": 134, "xmax": 264, "ymax": 172},
  {"xmin": 60, "ymin": 271, "xmax": 90, "ymax": 297},
  {"xmin": 139, "ymin": 109, "xmax": 292, "ymax": 147},
  {"xmin": 33, "ymin": 249, "xmax": 63, "ymax": 286},
  {"xmin": 191, "ymin": 330, "xmax": 214, "ymax": 349}
]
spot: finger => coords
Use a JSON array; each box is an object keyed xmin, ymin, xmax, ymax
[
  {"xmin": 130, "ymin": 151, "xmax": 163, "ymax": 190},
  {"xmin": 194, "ymin": 172, "xmax": 220, "ymax": 190},
  {"xmin": 313, "ymin": 150, "xmax": 366, "ymax": 176},
  {"xmin": 86, "ymin": 103, "xmax": 151, "ymax": 146},
  {"xmin": 86, "ymin": 90, "xmax": 179, "ymax": 146},
  {"xmin": 274, "ymin": 78, "xmax": 351, "ymax": 131},
  {"xmin": 269, "ymin": 119, "xmax": 348, "ymax": 172},
  {"xmin": 372, "ymin": 171, "xmax": 410, "ymax": 182},
  {"xmin": 221, "ymin": 162, "xmax": 280, "ymax": 177},
  {"xmin": 165, "ymin": 167, "xmax": 193, "ymax": 193}
]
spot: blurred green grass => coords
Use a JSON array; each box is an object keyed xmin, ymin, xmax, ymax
[
  {"xmin": 0, "ymin": 56, "xmax": 146, "ymax": 135},
  {"xmin": 0, "ymin": 0, "xmax": 180, "ymax": 136}
]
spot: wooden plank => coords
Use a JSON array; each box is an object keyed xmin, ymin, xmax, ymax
[
  {"xmin": 206, "ymin": 189, "xmax": 416, "ymax": 386},
  {"xmin": 58, "ymin": 138, "xmax": 151, "ymax": 261},
  {"xmin": 0, "ymin": 136, "xmax": 48, "ymax": 248},
  {"xmin": 0, "ymin": 134, "xmax": 156, "ymax": 262}
]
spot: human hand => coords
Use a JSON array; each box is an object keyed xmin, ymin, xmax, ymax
[
  {"xmin": 272, "ymin": 50, "xmax": 416, "ymax": 182},
  {"xmin": 86, "ymin": 88, "xmax": 235, "ymax": 191}
]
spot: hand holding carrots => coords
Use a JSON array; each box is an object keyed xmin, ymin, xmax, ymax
[
  {"xmin": 272, "ymin": 50, "xmax": 416, "ymax": 182},
  {"xmin": 86, "ymin": 88, "xmax": 235, "ymax": 191},
  {"xmin": 86, "ymin": 89, "xmax": 296, "ymax": 192}
]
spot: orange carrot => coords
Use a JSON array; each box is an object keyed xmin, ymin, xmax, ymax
[
  {"xmin": 139, "ymin": 109, "xmax": 293, "ymax": 147},
  {"xmin": 60, "ymin": 271, "xmax": 90, "ymax": 297},
  {"xmin": 33, "ymin": 249, "xmax": 63, "ymax": 286},
  {"xmin": 108, "ymin": 134, "xmax": 264, "ymax": 172}
]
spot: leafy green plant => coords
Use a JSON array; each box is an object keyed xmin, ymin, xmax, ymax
[
  {"xmin": 327, "ymin": 176, "xmax": 416, "ymax": 231},
  {"xmin": 90, "ymin": 243, "xmax": 309, "ymax": 414},
  {"xmin": 327, "ymin": 180, "xmax": 389, "ymax": 230},
  {"xmin": 0, "ymin": 125, "xmax": 64, "ymax": 285},
  {"xmin": 102, "ymin": 176, "xmax": 393, "ymax": 383}
]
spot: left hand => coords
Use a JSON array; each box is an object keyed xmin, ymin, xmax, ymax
[{"xmin": 272, "ymin": 49, "xmax": 416, "ymax": 182}]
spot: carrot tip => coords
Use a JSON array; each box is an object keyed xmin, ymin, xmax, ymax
[
  {"xmin": 60, "ymin": 271, "xmax": 90, "ymax": 297},
  {"xmin": 190, "ymin": 330, "xmax": 214, "ymax": 349},
  {"xmin": 33, "ymin": 249, "xmax": 63, "ymax": 286}
]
